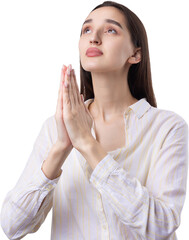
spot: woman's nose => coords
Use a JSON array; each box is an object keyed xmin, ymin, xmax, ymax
[
  {"xmin": 90, "ymin": 39, "xmax": 100, "ymax": 44},
  {"xmin": 90, "ymin": 31, "xmax": 101, "ymax": 45}
]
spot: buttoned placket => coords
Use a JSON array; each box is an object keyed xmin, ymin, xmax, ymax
[
  {"xmin": 91, "ymin": 107, "xmax": 132, "ymax": 240},
  {"xmin": 96, "ymin": 192, "xmax": 110, "ymax": 240}
]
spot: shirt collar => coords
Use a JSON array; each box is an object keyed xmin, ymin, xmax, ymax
[
  {"xmin": 85, "ymin": 97, "xmax": 151, "ymax": 119},
  {"xmin": 126, "ymin": 98, "xmax": 151, "ymax": 119}
]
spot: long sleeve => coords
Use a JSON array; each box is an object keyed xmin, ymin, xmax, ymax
[
  {"xmin": 89, "ymin": 119, "xmax": 188, "ymax": 239},
  {"xmin": 1, "ymin": 116, "xmax": 61, "ymax": 240}
]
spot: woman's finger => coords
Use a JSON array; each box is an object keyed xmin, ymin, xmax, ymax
[
  {"xmin": 69, "ymin": 69, "xmax": 78, "ymax": 107},
  {"xmin": 65, "ymin": 65, "xmax": 76, "ymax": 109},
  {"xmin": 56, "ymin": 65, "xmax": 67, "ymax": 113},
  {"xmin": 63, "ymin": 67, "xmax": 71, "ymax": 107},
  {"xmin": 69, "ymin": 70, "xmax": 76, "ymax": 107}
]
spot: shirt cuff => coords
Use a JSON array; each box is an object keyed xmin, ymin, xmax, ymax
[
  {"xmin": 30, "ymin": 162, "xmax": 61, "ymax": 192},
  {"xmin": 89, "ymin": 154, "xmax": 119, "ymax": 188}
]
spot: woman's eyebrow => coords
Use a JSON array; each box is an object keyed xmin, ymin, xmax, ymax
[{"xmin": 82, "ymin": 18, "xmax": 123, "ymax": 30}]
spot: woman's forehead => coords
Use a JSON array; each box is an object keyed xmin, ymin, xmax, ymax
[
  {"xmin": 86, "ymin": 6, "xmax": 125, "ymax": 23},
  {"xmin": 84, "ymin": 6, "xmax": 127, "ymax": 30}
]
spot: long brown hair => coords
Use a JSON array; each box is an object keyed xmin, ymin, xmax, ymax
[{"xmin": 79, "ymin": 1, "xmax": 157, "ymax": 107}]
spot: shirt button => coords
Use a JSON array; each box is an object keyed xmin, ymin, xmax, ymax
[
  {"xmin": 103, "ymin": 225, "xmax": 107, "ymax": 230},
  {"xmin": 97, "ymin": 194, "xmax": 101, "ymax": 199},
  {"xmin": 99, "ymin": 206, "xmax": 103, "ymax": 211},
  {"xmin": 46, "ymin": 185, "xmax": 53, "ymax": 191}
]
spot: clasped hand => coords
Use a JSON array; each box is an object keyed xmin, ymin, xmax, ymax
[{"xmin": 61, "ymin": 64, "xmax": 94, "ymax": 150}]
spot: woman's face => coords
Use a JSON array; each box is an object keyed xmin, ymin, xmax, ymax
[{"xmin": 79, "ymin": 6, "xmax": 135, "ymax": 73}]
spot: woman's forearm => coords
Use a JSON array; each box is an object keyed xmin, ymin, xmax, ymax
[
  {"xmin": 1, "ymin": 140, "xmax": 72, "ymax": 239},
  {"xmin": 42, "ymin": 141, "xmax": 73, "ymax": 180}
]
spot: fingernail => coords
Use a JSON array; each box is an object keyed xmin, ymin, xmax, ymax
[
  {"xmin": 62, "ymin": 64, "xmax": 66, "ymax": 70},
  {"xmin": 67, "ymin": 64, "xmax": 72, "ymax": 75},
  {"xmin": 64, "ymin": 81, "xmax": 68, "ymax": 87},
  {"xmin": 67, "ymin": 67, "xmax": 70, "ymax": 75}
]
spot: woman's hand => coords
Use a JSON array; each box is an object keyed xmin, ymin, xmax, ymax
[
  {"xmin": 54, "ymin": 65, "xmax": 73, "ymax": 149},
  {"xmin": 62, "ymin": 64, "xmax": 94, "ymax": 150}
]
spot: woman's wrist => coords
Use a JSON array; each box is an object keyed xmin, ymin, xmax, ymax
[{"xmin": 41, "ymin": 141, "xmax": 72, "ymax": 180}]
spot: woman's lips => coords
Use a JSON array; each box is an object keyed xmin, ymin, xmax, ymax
[{"xmin": 86, "ymin": 47, "xmax": 103, "ymax": 57}]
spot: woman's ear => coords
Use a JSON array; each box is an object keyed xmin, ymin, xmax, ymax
[{"xmin": 128, "ymin": 48, "xmax": 142, "ymax": 64}]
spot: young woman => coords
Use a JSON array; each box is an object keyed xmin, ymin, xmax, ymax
[{"xmin": 1, "ymin": 1, "xmax": 188, "ymax": 239}]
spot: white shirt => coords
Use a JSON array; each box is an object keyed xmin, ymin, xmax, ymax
[{"xmin": 1, "ymin": 98, "xmax": 188, "ymax": 240}]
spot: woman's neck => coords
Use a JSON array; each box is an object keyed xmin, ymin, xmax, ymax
[{"xmin": 89, "ymin": 70, "xmax": 138, "ymax": 123}]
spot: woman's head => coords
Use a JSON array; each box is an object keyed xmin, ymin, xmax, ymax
[
  {"xmin": 79, "ymin": 1, "xmax": 157, "ymax": 107},
  {"xmin": 79, "ymin": 6, "xmax": 141, "ymax": 74}
]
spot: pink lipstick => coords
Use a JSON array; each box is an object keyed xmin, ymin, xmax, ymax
[{"xmin": 86, "ymin": 47, "xmax": 103, "ymax": 57}]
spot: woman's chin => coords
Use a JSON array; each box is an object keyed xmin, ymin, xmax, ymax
[{"xmin": 82, "ymin": 64, "xmax": 109, "ymax": 73}]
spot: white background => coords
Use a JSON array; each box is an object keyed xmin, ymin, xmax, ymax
[{"xmin": 0, "ymin": 0, "xmax": 188, "ymax": 239}]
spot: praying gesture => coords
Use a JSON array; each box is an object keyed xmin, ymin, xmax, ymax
[
  {"xmin": 55, "ymin": 65, "xmax": 72, "ymax": 150},
  {"xmin": 55, "ymin": 64, "xmax": 94, "ymax": 151}
]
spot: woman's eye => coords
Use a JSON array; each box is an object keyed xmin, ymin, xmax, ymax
[
  {"xmin": 107, "ymin": 29, "xmax": 117, "ymax": 34},
  {"xmin": 83, "ymin": 28, "xmax": 91, "ymax": 34},
  {"xmin": 82, "ymin": 27, "xmax": 117, "ymax": 34}
]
